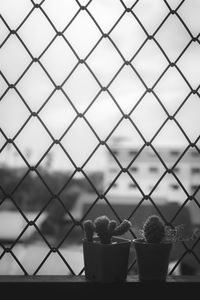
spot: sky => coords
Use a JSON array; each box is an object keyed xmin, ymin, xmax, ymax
[{"xmin": 0, "ymin": 0, "xmax": 200, "ymax": 171}]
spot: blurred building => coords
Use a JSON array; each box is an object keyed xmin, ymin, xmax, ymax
[
  {"xmin": 106, "ymin": 138, "xmax": 200, "ymax": 224},
  {"xmin": 105, "ymin": 138, "xmax": 200, "ymax": 200}
]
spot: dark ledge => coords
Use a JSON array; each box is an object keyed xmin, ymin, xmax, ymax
[
  {"xmin": 0, "ymin": 275, "xmax": 199, "ymax": 297},
  {"xmin": 0, "ymin": 275, "xmax": 200, "ymax": 283}
]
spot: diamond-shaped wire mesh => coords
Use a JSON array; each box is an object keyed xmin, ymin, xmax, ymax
[{"xmin": 0, "ymin": 0, "xmax": 200, "ymax": 276}]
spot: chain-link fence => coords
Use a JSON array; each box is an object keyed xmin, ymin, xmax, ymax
[{"xmin": 0, "ymin": 0, "xmax": 200, "ymax": 276}]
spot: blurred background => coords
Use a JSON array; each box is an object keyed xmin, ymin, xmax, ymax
[{"xmin": 0, "ymin": 0, "xmax": 200, "ymax": 276}]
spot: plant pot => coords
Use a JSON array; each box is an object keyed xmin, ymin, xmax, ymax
[
  {"xmin": 83, "ymin": 236, "xmax": 131, "ymax": 282},
  {"xmin": 133, "ymin": 238, "xmax": 172, "ymax": 282}
]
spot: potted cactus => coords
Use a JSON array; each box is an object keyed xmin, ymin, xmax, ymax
[
  {"xmin": 133, "ymin": 214, "xmax": 180, "ymax": 282},
  {"xmin": 82, "ymin": 215, "xmax": 132, "ymax": 282}
]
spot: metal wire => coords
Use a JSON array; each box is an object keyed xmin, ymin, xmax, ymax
[{"xmin": 0, "ymin": 0, "xmax": 200, "ymax": 276}]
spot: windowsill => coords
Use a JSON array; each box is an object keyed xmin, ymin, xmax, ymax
[
  {"xmin": 0, "ymin": 275, "xmax": 199, "ymax": 296},
  {"xmin": 0, "ymin": 275, "xmax": 199, "ymax": 283}
]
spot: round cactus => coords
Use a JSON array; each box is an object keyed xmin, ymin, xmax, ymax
[{"xmin": 143, "ymin": 215, "xmax": 165, "ymax": 243}]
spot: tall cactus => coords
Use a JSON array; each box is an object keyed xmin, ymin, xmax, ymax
[
  {"xmin": 83, "ymin": 215, "xmax": 132, "ymax": 244},
  {"xmin": 83, "ymin": 220, "xmax": 94, "ymax": 242}
]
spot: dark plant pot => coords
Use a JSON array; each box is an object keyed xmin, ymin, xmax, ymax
[
  {"xmin": 133, "ymin": 238, "xmax": 172, "ymax": 282},
  {"xmin": 83, "ymin": 236, "xmax": 131, "ymax": 282}
]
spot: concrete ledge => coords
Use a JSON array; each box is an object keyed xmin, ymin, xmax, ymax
[
  {"xmin": 0, "ymin": 275, "xmax": 199, "ymax": 297},
  {"xmin": 0, "ymin": 274, "xmax": 200, "ymax": 282}
]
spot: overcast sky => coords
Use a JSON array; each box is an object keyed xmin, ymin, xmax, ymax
[{"xmin": 0, "ymin": 0, "xmax": 200, "ymax": 170}]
